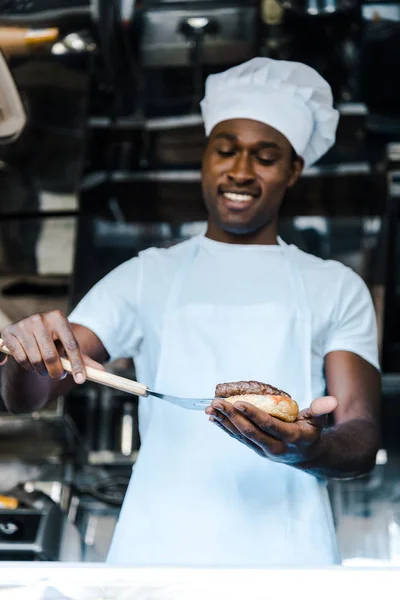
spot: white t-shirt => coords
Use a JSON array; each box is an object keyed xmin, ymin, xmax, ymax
[{"xmin": 69, "ymin": 235, "xmax": 380, "ymax": 403}]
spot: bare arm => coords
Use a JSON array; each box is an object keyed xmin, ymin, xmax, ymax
[
  {"xmin": 1, "ymin": 311, "xmax": 109, "ymax": 414},
  {"xmin": 296, "ymin": 350, "xmax": 381, "ymax": 478},
  {"xmin": 206, "ymin": 351, "xmax": 381, "ymax": 480}
]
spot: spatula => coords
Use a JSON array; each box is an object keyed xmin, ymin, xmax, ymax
[{"xmin": 0, "ymin": 340, "xmax": 211, "ymax": 411}]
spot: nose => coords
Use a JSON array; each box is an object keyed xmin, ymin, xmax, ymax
[{"xmin": 227, "ymin": 152, "xmax": 256, "ymax": 184}]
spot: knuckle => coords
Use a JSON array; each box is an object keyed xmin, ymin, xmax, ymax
[
  {"xmin": 241, "ymin": 426, "xmax": 255, "ymax": 439},
  {"xmin": 224, "ymin": 406, "xmax": 236, "ymax": 418},
  {"xmin": 30, "ymin": 314, "xmax": 42, "ymax": 325},
  {"xmin": 51, "ymin": 309, "xmax": 65, "ymax": 320},
  {"xmin": 1, "ymin": 331, "xmax": 13, "ymax": 347},
  {"xmin": 66, "ymin": 338, "xmax": 79, "ymax": 352},
  {"xmin": 37, "ymin": 330, "xmax": 51, "ymax": 345},
  {"xmin": 42, "ymin": 351, "xmax": 58, "ymax": 364},
  {"xmin": 2, "ymin": 325, "xmax": 12, "ymax": 338},
  {"xmin": 15, "ymin": 353, "xmax": 29, "ymax": 367},
  {"xmin": 15, "ymin": 320, "xmax": 27, "ymax": 333}
]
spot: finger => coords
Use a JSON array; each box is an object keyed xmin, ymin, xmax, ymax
[
  {"xmin": 82, "ymin": 355, "xmax": 106, "ymax": 371},
  {"xmin": 300, "ymin": 396, "xmax": 338, "ymax": 429},
  {"xmin": 233, "ymin": 401, "xmax": 298, "ymax": 443},
  {"xmin": 212, "ymin": 401, "xmax": 278, "ymax": 448},
  {"xmin": 210, "ymin": 417, "xmax": 264, "ymax": 457},
  {"xmin": 310, "ymin": 396, "xmax": 338, "ymax": 418},
  {"xmin": 209, "ymin": 410, "xmax": 244, "ymax": 438},
  {"xmin": 1, "ymin": 332, "xmax": 34, "ymax": 372},
  {"xmin": 50, "ymin": 318, "xmax": 86, "ymax": 384},
  {"xmin": 31, "ymin": 316, "xmax": 67, "ymax": 380},
  {"xmin": 9, "ymin": 328, "xmax": 46, "ymax": 376}
]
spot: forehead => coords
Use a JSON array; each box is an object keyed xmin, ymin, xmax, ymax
[{"xmin": 209, "ymin": 118, "xmax": 290, "ymax": 149}]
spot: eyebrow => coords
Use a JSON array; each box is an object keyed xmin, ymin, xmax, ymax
[{"xmin": 213, "ymin": 133, "xmax": 281, "ymax": 150}]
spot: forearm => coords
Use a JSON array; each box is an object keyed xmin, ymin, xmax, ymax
[
  {"xmin": 295, "ymin": 418, "xmax": 380, "ymax": 480},
  {"xmin": 1, "ymin": 358, "xmax": 71, "ymax": 414}
]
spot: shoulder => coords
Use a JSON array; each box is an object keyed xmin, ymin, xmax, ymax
[
  {"xmin": 292, "ymin": 245, "xmax": 363, "ymax": 290},
  {"xmin": 291, "ymin": 246, "xmax": 378, "ymax": 366},
  {"xmin": 290, "ymin": 246, "xmax": 373, "ymax": 322},
  {"xmin": 292, "ymin": 245, "xmax": 349, "ymax": 275}
]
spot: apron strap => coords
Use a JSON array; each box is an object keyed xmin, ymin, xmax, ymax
[
  {"xmin": 279, "ymin": 239, "xmax": 311, "ymax": 319},
  {"xmin": 279, "ymin": 238, "xmax": 313, "ymax": 404},
  {"xmin": 164, "ymin": 235, "xmax": 201, "ymax": 313}
]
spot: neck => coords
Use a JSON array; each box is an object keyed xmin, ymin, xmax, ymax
[{"xmin": 205, "ymin": 220, "xmax": 279, "ymax": 245}]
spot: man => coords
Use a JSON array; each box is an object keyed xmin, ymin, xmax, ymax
[{"xmin": 1, "ymin": 58, "xmax": 380, "ymax": 567}]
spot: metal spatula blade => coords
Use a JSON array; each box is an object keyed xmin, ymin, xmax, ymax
[{"xmin": 147, "ymin": 390, "xmax": 211, "ymax": 410}]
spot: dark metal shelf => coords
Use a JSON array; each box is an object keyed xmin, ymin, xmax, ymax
[
  {"xmin": 86, "ymin": 104, "xmax": 368, "ymax": 132},
  {"xmin": 81, "ymin": 163, "xmax": 374, "ymax": 191}
]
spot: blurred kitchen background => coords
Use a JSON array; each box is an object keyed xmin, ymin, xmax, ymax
[{"xmin": 0, "ymin": 0, "xmax": 398, "ymax": 565}]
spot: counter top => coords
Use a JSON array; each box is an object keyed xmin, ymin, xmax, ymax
[{"xmin": 0, "ymin": 564, "xmax": 399, "ymax": 600}]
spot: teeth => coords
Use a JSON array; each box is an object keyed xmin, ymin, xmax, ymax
[{"xmin": 223, "ymin": 192, "xmax": 253, "ymax": 202}]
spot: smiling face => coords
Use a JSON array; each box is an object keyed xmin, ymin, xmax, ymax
[{"xmin": 202, "ymin": 118, "xmax": 303, "ymax": 244}]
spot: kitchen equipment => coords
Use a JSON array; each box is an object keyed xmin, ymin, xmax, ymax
[
  {"xmin": 139, "ymin": 1, "xmax": 258, "ymax": 117},
  {"xmin": 0, "ymin": 339, "xmax": 212, "ymax": 410},
  {"xmin": 179, "ymin": 15, "xmax": 220, "ymax": 112},
  {"xmin": 140, "ymin": 2, "xmax": 257, "ymax": 68},
  {"xmin": 0, "ymin": 487, "xmax": 62, "ymax": 561},
  {"xmin": 281, "ymin": 0, "xmax": 361, "ymax": 16}
]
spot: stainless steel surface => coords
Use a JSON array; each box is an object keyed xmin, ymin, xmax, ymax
[
  {"xmin": 81, "ymin": 162, "xmax": 375, "ymax": 190},
  {"xmin": 141, "ymin": 5, "xmax": 257, "ymax": 67},
  {"xmin": 146, "ymin": 390, "xmax": 211, "ymax": 410},
  {"xmin": 87, "ymin": 106, "xmax": 363, "ymax": 132}
]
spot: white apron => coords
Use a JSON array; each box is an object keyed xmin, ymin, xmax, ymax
[{"xmin": 107, "ymin": 237, "xmax": 340, "ymax": 567}]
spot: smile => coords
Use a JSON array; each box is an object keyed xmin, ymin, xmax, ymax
[{"xmin": 222, "ymin": 192, "xmax": 255, "ymax": 203}]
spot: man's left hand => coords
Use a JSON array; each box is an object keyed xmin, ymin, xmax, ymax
[{"xmin": 205, "ymin": 396, "xmax": 338, "ymax": 464}]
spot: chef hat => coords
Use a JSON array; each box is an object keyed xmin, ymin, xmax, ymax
[{"xmin": 200, "ymin": 57, "xmax": 339, "ymax": 167}]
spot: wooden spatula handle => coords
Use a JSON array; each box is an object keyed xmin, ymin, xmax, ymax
[{"xmin": 0, "ymin": 339, "xmax": 149, "ymax": 397}]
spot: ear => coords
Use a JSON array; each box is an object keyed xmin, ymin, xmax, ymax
[{"xmin": 287, "ymin": 156, "xmax": 304, "ymax": 188}]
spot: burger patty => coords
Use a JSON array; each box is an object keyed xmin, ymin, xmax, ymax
[{"xmin": 215, "ymin": 380, "xmax": 290, "ymax": 398}]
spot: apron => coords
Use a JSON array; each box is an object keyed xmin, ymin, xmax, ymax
[{"xmin": 107, "ymin": 237, "xmax": 340, "ymax": 567}]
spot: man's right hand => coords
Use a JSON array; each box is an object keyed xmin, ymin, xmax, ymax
[{"xmin": 1, "ymin": 310, "xmax": 89, "ymax": 384}]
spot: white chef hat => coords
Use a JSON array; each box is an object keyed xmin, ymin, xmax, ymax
[{"xmin": 200, "ymin": 57, "xmax": 339, "ymax": 167}]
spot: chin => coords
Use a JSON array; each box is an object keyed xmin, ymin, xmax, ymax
[
  {"xmin": 218, "ymin": 217, "xmax": 271, "ymax": 236},
  {"xmin": 220, "ymin": 223, "xmax": 257, "ymax": 236}
]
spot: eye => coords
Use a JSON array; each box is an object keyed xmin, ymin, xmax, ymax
[
  {"xmin": 257, "ymin": 156, "xmax": 278, "ymax": 166},
  {"xmin": 216, "ymin": 148, "xmax": 236, "ymax": 158}
]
